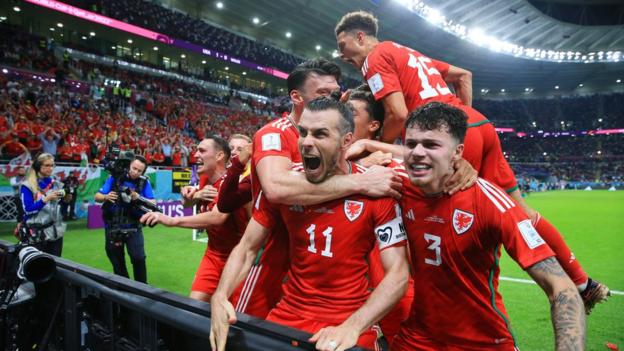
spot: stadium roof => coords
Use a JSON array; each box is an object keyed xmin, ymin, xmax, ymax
[{"xmin": 171, "ymin": 0, "xmax": 624, "ymax": 97}]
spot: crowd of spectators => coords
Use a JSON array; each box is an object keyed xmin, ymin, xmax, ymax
[
  {"xmin": 65, "ymin": 0, "xmax": 303, "ymax": 73},
  {"xmin": 62, "ymin": 0, "xmax": 362, "ymax": 89},
  {"xmin": 502, "ymin": 133, "xmax": 624, "ymax": 185},
  {"xmin": 474, "ymin": 93, "xmax": 624, "ymax": 130}
]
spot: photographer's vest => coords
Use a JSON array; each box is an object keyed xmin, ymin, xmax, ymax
[{"xmin": 23, "ymin": 178, "xmax": 66, "ymax": 241}]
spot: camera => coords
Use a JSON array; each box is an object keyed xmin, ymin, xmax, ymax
[
  {"xmin": 102, "ymin": 146, "xmax": 135, "ymax": 179},
  {"xmin": 101, "ymin": 147, "xmax": 161, "ymax": 228},
  {"xmin": 15, "ymin": 246, "xmax": 56, "ymax": 284},
  {"xmin": 118, "ymin": 187, "xmax": 161, "ymax": 222},
  {"xmin": 1, "ymin": 244, "xmax": 56, "ymax": 305}
]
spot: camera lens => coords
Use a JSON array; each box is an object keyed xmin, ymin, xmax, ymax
[{"xmin": 18, "ymin": 246, "xmax": 56, "ymax": 283}]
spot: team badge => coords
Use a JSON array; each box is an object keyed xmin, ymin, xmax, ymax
[
  {"xmin": 344, "ymin": 200, "xmax": 364, "ymax": 222},
  {"xmin": 452, "ymin": 209, "xmax": 474, "ymax": 235}
]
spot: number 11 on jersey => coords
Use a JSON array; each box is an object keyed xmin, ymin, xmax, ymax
[{"xmin": 307, "ymin": 224, "xmax": 334, "ymax": 258}]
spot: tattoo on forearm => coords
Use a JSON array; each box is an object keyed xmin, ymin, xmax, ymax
[
  {"xmin": 531, "ymin": 257, "xmax": 568, "ymax": 277},
  {"xmin": 551, "ymin": 287, "xmax": 586, "ymax": 351}
]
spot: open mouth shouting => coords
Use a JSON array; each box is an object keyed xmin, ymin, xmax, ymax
[{"xmin": 302, "ymin": 154, "xmax": 325, "ymax": 183}]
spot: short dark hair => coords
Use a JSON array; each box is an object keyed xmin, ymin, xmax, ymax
[
  {"xmin": 134, "ymin": 155, "xmax": 147, "ymax": 166},
  {"xmin": 206, "ymin": 135, "xmax": 231, "ymax": 162},
  {"xmin": 405, "ymin": 102, "xmax": 468, "ymax": 143},
  {"xmin": 304, "ymin": 96, "xmax": 354, "ymax": 136},
  {"xmin": 349, "ymin": 83, "xmax": 385, "ymax": 128},
  {"xmin": 335, "ymin": 11, "xmax": 379, "ymax": 37},
  {"xmin": 287, "ymin": 58, "xmax": 341, "ymax": 94}
]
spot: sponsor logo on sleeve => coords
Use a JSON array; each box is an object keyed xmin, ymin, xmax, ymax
[
  {"xmin": 367, "ymin": 73, "xmax": 384, "ymax": 95},
  {"xmin": 517, "ymin": 219, "xmax": 545, "ymax": 249},
  {"xmin": 261, "ymin": 133, "xmax": 281, "ymax": 151},
  {"xmin": 452, "ymin": 209, "xmax": 474, "ymax": 235}
]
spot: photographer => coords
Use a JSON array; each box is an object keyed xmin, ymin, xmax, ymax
[
  {"xmin": 95, "ymin": 155, "xmax": 155, "ymax": 283},
  {"xmin": 19, "ymin": 153, "xmax": 69, "ymax": 256},
  {"xmin": 60, "ymin": 170, "xmax": 80, "ymax": 220}
]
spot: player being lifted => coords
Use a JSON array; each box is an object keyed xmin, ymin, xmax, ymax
[{"xmin": 335, "ymin": 11, "xmax": 609, "ymax": 312}]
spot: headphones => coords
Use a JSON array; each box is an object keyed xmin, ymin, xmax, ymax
[
  {"xmin": 32, "ymin": 155, "xmax": 43, "ymax": 173},
  {"xmin": 32, "ymin": 153, "xmax": 52, "ymax": 174}
]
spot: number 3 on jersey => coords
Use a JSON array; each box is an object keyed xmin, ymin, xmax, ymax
[
  {"xmin": 407, "ymin": 54, "xmax": 451, "ymax": 99},
  {"xmin": 307, "ymin": 224, "xmax": 334, "ymax": 258},
  {"xmin": 424, "ymin": 233, "xmax": 442, "ymax": 266}
]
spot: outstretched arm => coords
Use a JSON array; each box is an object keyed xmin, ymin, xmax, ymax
[
  {"xmin": 526, "ymin": 257, "xmax": 585, "ymax": 351},
  {"xmin": 210, "ymin": 218, "xmax": 270, "ymax": 351},
  {"xmin": 140, "ymin": 205, "xmax": 228, "ymax": 229}
]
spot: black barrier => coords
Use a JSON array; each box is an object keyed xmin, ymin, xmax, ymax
[{"xmin": 0, "ymin": 240, "xmax": 371, "ymax": 351}]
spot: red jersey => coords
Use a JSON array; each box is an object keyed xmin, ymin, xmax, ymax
[
  {"xmin": 250, "ymin": 115, "xmax": 301, "ymax": 205},
  {"xmin": 253, "ymin": 162, "xmax": 407, "ymax": 323},
  {"xmin": 398, "ymin": 175, "xmax": 554, "ymax": 348},
  {"xmin": 363, "ymin": 41, "xmax": 517, "ymax": 192},
  {"xmin": 199, "ymin": 175, "xmax": 248, "ymax": 256}
]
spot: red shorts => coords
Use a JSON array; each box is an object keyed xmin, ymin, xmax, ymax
[
  {"xmin": 191, "ymin": 248, "xmax": 228, "ymax": 294},
  {"xmin": 190, "ymin": 248, "xmax": 243, "ymax": 304},
  {"xmin": 266, "ymin": 302, "xmax": 381, "ymax": 350},
  {"xmin": 393, "ymin": 329, "xmax": 519, "ymax": 351}
]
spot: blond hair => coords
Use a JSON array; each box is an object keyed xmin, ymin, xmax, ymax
[
  {"xmin": 229, "ymin": 134, "xmax": 252, "ymax": 143},
  {"xmin": 24, "ymin": 153, "xmax": 55, "ymax": 194}
]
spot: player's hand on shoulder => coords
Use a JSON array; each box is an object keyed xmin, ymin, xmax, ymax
[
  {"xmin": 309, "ymin": 324, "xmax": 360, "ymax": 351},
  {"xmin": 357, "ymin": 150, "xmax": 392, "ymax": 168},
  {"xmin": 358, "ymin": 165, "xmax": 403, "ymax": 199},
  {"xmin": 444, "ymin": 158, "xmax": 478, "ymax": 195},
  {"xmin": 181, "ymin": 185, "xmax": 197, "ymax": 201},
  {"xmin": 193, "ymin": 185, "xmax": 218, "ymax": 202},
  {"xmin": 345, "ymin": 139, "xmax": 370, "ymax": 161},
  {"xmin": 209, "ymin": 294, "xmax": 237, "ymax": 351}
]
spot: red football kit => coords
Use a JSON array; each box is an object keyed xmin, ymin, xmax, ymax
[
  {"xmin": 393, "ymin": 176, "xmax": 554, "ymax": 350},
  {"xmin": 363, "ymin": 41, "xmax": 587, "ymax": 285},
  {"xmin": 191, "ymin": 174, "xmax": 249, "ymax": 303},
  {"xmin": 253, "ymin": 162, "xmax": 407, "ymax": 349},
  {"xmin": 362, "ymin": 41, "xmax": 516, "ymax": 192},
  {"xmin": 234, "ymin": 115, "xmax": 301, "ymax": 318}
]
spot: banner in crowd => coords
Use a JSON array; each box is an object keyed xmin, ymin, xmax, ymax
[
  {"xmin": 1, "ymin": 162, "xmax": 186, "ymax": 220},
  {"xmin": 87, "ymin": 200, "xmax": 192, "ymax": 229}
]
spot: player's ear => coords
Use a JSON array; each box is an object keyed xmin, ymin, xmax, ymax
[
  {"xmin": 215, "ymin": 150, "xmax": 225, "ymax": 163},
  {"xmin": 356, "ymin": 31, "xmax": 366, "ymax": 44},
  {"xmin": 290, "ymin": 89, "xmax": 304, "ymax": 106},
  {"xmin": 452, "ymin": 143, "xmax": 464, "ymax": 162},
  {"xmin": 341, "ymin": 132, "xmax": 354, "ymax": 150},
  {"xmin": 369, "ymin": 120, "xmax": 380, "ymax": 134}
]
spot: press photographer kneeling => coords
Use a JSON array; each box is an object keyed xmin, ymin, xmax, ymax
[{"xmin": 95, "ymin": 151, "xmax": 156, "ymax": 284}]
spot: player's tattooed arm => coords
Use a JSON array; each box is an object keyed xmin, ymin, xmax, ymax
[{"xmin": 527, "ymin": 257, "xmax": 586, "ymax": 351}]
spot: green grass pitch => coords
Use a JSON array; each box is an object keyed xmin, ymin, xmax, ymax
[{"xmin": 1, "ymin": 190, "xmax": 622, "ymax": 350}]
